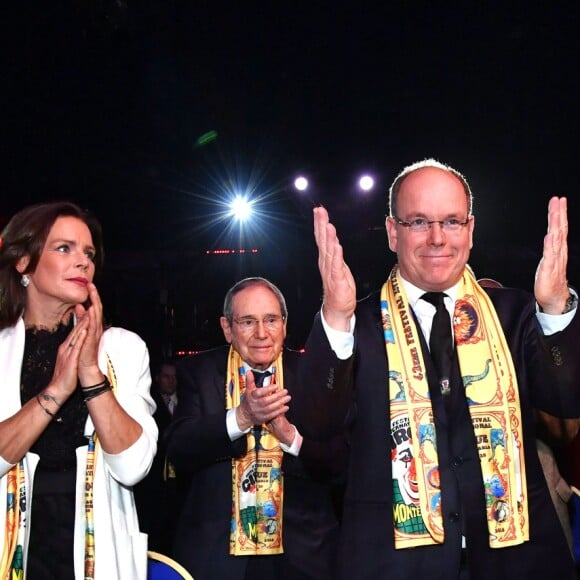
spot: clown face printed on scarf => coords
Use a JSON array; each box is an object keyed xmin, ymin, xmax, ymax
[{"xmin": 391, "ymin": 415, "xmax": 419, "ymax": 505}]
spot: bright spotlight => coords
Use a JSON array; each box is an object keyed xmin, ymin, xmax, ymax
[
  {"xmin": 229, "ymin": 196, "xmax": 253, "ymax": 221},
  {"xmin": 294, "ymin": 176, "xmax": 309, "ymax": 191},
  {"xmin": 359, "ymin": 175, "xmax": 374, "ymax": 191}
]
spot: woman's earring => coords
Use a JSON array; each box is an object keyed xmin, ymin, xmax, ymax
[{"xmin": 20, "ymin": 274, "xmax": 30, "ymax": 288}]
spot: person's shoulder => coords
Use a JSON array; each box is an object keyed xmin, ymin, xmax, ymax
[
  {"xmin": 356, "ymin": 289, "xmax": 382, "ymax": 316},
  {"xmin": 358, "ymin": 289, "xmax": 381, "ymax": 304},
  {"xmin": 0, "ymin": 325, "xmax": 13, "ymax": 340},
  {"xmin": 281, "ymin": 344, "xmax": 302, "ymax": 359},
  {"xmin": 102, "ymin": 326, "xmax": 147, "ymax": 349},
  {"xmin": 483, "ymin": 286, "xmax": 534, "ymax": 308},
  {"xmin": 480, "ymin": 286, "xmax": 538, "ymax": 329},
  {"xmin": 0, "ymin": 318, "xmax": 24, "ymax": 340}
]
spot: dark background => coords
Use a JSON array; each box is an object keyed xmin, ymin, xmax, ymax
[{"xmin": 2, "ymin": 2, "xmax": 579, "ymax": 366}]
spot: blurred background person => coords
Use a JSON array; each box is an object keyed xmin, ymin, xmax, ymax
[
  {"xmin": 135, "ymin": 359, "xmax": 182, "ymax": 554},
  {"xmin": 156, "ymin": 361, "xmax": 178, "ymax": 415},
  {"xmin": 534, "ymin": 410, "xmax": 579, "ymax": 553},
  {"xmin": 0, "ymin": 202, "xmax": 157, "ymax": 579}
]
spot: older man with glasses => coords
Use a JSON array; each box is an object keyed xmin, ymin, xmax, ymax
[
  {"xmin": 166, "ymin": 277, "xmax": 352, "ymax": 580},
  {"xmin": 301, "ymin": 158, "xmax": 580, "ymax": 579}
]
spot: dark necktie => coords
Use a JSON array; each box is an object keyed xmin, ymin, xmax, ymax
[
  {"xmin": 252, "ymin": 370, "xmax": 271, "ymax": 450},
  {"xmin": 252, "ymin": 370, "xmax": 271, "ymax": 388},
  {"xmin": 422, "ymin": 292, "xmax": 453, "ymax": 395}
]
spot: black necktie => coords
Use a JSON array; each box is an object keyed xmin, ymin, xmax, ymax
[
  {"xmin": 422, "ymin": 292, "xmax": 453, "ymax": 395},
  {"xmin": 252, "ymin": 370, "xmax": 271, "ymax": 388},
  {"xmin": 252, "ymin": 370, "xmax": 271, "ymax": 450}
]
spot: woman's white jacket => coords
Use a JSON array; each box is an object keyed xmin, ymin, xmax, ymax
[{"xmin": 0, "ymin": 319, "xmax": 158, "ymax": 579}]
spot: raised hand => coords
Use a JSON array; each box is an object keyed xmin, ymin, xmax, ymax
[
  {"xmin": 47, "ymin": 316, "xmax": 90, "ymax": 400},
  {"xmin": 235, "ymin": 371, "xmax": 291, "ymax": 431},
  {"xmin": 534, "ymin": 197, "xmax": 571, "ymax": 314},
  {"xmin": 313, "ymin": 206, "xmax": 356, "ymax": 330},
  {"xmin": 73, "ymin": 282, "xmax": 105, "ymax": 386}
]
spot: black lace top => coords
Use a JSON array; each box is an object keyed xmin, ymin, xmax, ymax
[{"xmin": 20, "ymin": 320, "xmax": 89, "ymax": 471}]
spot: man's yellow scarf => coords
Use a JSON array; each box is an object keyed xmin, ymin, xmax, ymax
[
  {"xmin": 225, "ymin": 348, "xmax": 284, "ymax": 556},
  {"xmin": 382, "ymin": 266, "xmax": 528, "ymax": 549}
]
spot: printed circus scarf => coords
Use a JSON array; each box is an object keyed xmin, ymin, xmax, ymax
[
  {"xmin": 225, "ymin": 348, "xmax": 284, "ymax": 556},
  {"xmin": 84, "ymin": 355, "xmax": 117, "ymax": 580},
  {"xmin": 382, "ymin": 266, "xmax": 528, "ymax": 549},
  {"xmin": 0, "ymin": 461, "xmax": 25, "ymax": 580}
]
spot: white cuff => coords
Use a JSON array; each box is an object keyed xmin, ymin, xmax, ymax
[
  {"xmin": 536, "ymin": 289, "xmax": 578, "ymax": 336},
  {"xmin": 320, "ymin": 309, "xmax": 355, "ymax": 360},
  {"xmin": 279, "ymin": 425, "xmax": 303, "ymax": 457},
  {"xmin": 226, "ymin": 407, "xmax": 250, "ymax": 441}
]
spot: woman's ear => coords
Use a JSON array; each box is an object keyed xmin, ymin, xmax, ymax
[{"xmin": 16, "ymin": 255, "xmax": 30, "ymax": 274}]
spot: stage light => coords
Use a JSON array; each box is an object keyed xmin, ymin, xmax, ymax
[
  {"xmin": 358, "ymin": 175, "xmax": 374, "ymax": 191},
  {"xmin": 228, "ymin": 195, "xmax": 253, "ymax": 221},
  {"xmin": 294, "ymin": 176, "xmax": 309, "ymax": 191}
]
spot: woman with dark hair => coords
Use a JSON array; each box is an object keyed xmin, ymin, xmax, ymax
[{"xmin": 0, "ymin": 202, "xmax": 157, "ymax": 579}]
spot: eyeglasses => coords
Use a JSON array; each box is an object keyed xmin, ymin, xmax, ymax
[
  {"xmin": 232, "ymin": 315, "xmax": 285, "ymax": 333},
  {"xmin": 392, "ymin": 216, "xmax": 471, "ymax": 233}
]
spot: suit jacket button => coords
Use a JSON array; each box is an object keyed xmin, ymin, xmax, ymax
[
  {"xmin": 550, "ymin": 346, "xmax": 563, "ymax": 366},
  {"xmin": 326, "ymin": 367, "xmax": 335, "ymax": 389},
  {"xmin": 449, "ymin": 512, "xmax": 460, "ymax": 523}
]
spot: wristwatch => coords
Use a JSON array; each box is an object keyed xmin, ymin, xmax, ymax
[{"xmin": 562, "ymin": 293, "xmax": 578, "ymax": 314}]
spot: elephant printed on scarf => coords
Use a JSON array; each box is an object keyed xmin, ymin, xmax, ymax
[{"xmin": 462, "ymin": 358, "xmax": 491, "ymax": 405}]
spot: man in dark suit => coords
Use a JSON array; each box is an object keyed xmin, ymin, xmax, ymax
[
  {"xmin": 305, "ymin": 159, "xmax": 580, "ymax": 579},
  {"xmin": 166, "ymin": 277, "xmax": 351, "ymax": 580}
]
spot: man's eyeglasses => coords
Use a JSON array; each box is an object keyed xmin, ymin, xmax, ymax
[
  {"xmin": 392, "ymin": 216, "xmax": 471, "ymax": 233},
  {"xmin": 233, "ymin": 315, "xmax": 285, "ymax": 333}
]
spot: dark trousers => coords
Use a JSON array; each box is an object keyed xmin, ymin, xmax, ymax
[{"xmin": 244, "ymin": 554, "xmax": 316, "ymax": 580}]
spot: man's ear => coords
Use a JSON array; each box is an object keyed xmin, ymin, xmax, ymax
[
  {"xmin": 220, "ymin": 316, "xmax": 233, "ymax": 343},
  {"xmin": 468, "ymin": 215, "xmax": 475, "ymax": 249},
  {"xmin": 385, "ymin": 216, "xmax": 398, "ymax": 253},
  {"xmin": 16, "ymin": 255, "xmax": 30, "ymax": 274}
]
